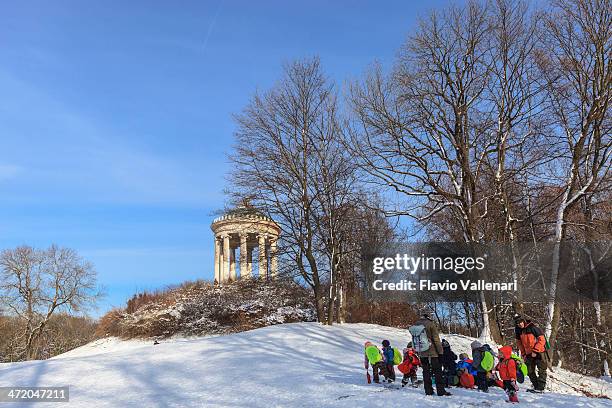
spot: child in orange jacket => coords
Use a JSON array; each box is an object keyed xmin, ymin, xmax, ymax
[{"xmin": 497, "ymin": 346, "xmax": 519, "ymax": 403}]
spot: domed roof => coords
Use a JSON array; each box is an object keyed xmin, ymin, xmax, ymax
[
  {"xmin": 211, "ymin": 203, "xmax": 276, "ymax": 225},
  {"xmin": 225, "ymin": 205, "xmax": 267, "ymax": 218}
]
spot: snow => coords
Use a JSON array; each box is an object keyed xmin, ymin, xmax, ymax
[{"xmin": 1, "ymin": 323, "xmax": 610, "ymax": 407}]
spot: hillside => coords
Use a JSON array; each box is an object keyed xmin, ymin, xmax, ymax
[
  {"xmin": 96, "ymin": 278, "xmax": 316, "ymax": 338},
  {"xmin": 1, "ymin": 323, "xmax": 610, "ymax": 407}
]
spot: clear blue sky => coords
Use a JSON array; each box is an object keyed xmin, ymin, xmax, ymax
[{"xmin": 0, "ymin": 0, "xmax": 451, "ymax": 316}]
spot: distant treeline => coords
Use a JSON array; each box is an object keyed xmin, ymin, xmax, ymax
[{"xmin": 0, "ymin": 314, "xmax": 97, "ymax": 362}]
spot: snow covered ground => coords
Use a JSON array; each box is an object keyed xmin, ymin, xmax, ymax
[{"xmin": 1, "ymin": 322, "xmax": 610, "ymax": 407}]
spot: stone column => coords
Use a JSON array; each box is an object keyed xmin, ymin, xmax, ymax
[
  {"xmin": 222, "ymin": 234, "xmax": 230, "ymax": 283},
  {"xmin": 270, "ymin": 238, "xmax": 278, "ymax": 278},
  {"xmin": 218, "ymin": 247, "xmax": 224, "ymax": 282},
  {"xmin": 240, "ymin": 233, "xmax": 249, "ymax": 278},
  {"xmin": 258, "ymin": 234, "xmax": 267, "ymax": 279},
  {"xmin": 229, "ymin": 244, "xmax": 236, "ymax": 281},
  {"xmin": 247, "ymin": 247, "xmax": 253, "ymax": 276},
  {"xmin": 214, "ymin": 236, "xmax": 221, "ymax": 284}
]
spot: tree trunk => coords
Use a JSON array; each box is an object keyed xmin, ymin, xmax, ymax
[{"xmin": 314, "ymin": 285, "xmax": 327, "ymax": 324}]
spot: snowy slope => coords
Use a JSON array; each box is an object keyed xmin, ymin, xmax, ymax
[{"xmin": 0, "ymin": 323, "xmax": 610, "ymax": 407}]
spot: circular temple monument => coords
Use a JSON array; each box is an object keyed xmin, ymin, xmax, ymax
[{"xmin": 210, "ymin": 205, "xmax": 280, "ymax": 284}]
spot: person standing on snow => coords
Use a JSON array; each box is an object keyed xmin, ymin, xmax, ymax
[
  {"xmin": 440, "ymin": 339, "xmax": 458, "ymax": 387},
  {"xmin": 381, "ymin": 340, "xmax": 397, "ymax": 383},
  {"xmin": 514, "ymin": 314, "xmax": 548, "ymax": 393},
  {"xmin": 496, "ymin": 345, "xmax": 520, "ymax": 403},
  {"xmin": 410, "ymin": 313, "xmax": 451, "ymax": 397},
  {"xmin": 400, "ymin": 342, "xmax": 421, "ymax": 387},
  {"xmin": 364, "ymin": 341, "xmax": 389, "ymax": 384}
]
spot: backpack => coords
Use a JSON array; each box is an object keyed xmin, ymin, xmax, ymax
[
  {"xmin": 510, "ymin": 353, "xmax": 527, "ymax": 383},
  {"xmin": 516, "ymin": 367, "xmax": 525, "ymax": 384},
  {"xmin": 393, "ymin": 348, "xmax": 402, "ymax": 365},
  {"xmin": 408, "ymin": 325, "xmax": 431, "ymax": 353},
  {"xmin": 480, "ymin": 350, "xmax": 494, "ymax": 371},
  {"xmin": 365, "ymin": 345, "xmax": 382, "ymax": 364},
  {"xmin": 397, "ymin": 360, "xmax": 412, "ymax": 374}
]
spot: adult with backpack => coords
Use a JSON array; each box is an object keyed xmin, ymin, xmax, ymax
[
  {"xmin": 513, "ymin": 314, "xmax": 548, "ymax": 393},
  {"xmin": 409, "ymin": 313, "xmax": 451, "ymax": 397}
]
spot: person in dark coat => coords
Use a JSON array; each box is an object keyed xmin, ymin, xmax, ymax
[
  {"xmin": 440, "ymin": 339, "xmax": 458, "ymax": 386},
  {"xmin": 514, "ymin": 314, "xmax": 548, "ymax": 392},
  {"xmin": 412, "ymin": 313, "xmax": 451, "ymax": 396}
]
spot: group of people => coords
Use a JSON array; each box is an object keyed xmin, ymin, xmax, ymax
[{"xmin": 363, "ymin": 313, "xmax": 549, "ymax": 404}]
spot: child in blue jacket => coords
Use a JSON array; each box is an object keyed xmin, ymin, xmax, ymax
[
  {"xmin": 381, "ymin": 340, "xmax": 396, "ymax": 383},
  {"xmin": 457, "ymin": 353, "xmax": 478, "ymax": 375}
]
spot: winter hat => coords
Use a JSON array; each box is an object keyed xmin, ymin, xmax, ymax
[
  {"xmin": 513, "ymin": 313, "xmax": 526, "ymax": 324},
  {"xmin": 442, "ymin": 339, "xmax": 450, "ymax": 348},
  {"xmin": 382, "ymin": 339, "xmax": 390, "ymax": 347},
  {"xmin": 364, "ymin": 341, "xmax": 373, "ymax": 347},
  {"xmin": 459, "ymin": 353, "xmax": 468, "ymax": 360},
  {"xmin": 407, "ymin": 342, "xmax": 413, "ymax": 349},
  {"xmin": 471, "ymin": 340, "xmax": 482, "ymax": 350}
]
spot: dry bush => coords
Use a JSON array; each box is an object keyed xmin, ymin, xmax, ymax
[
  {"xmin": 0, "ymin": 315, "xmax": 25, "ymax": 361},
  {"xmin": 95, "ymin": 308, "xmax": 125, "ymax": 338},
  {"xmin": 347, "ymin": 300, "xmax": 419, "ymax": 328},
  {"xmin": 126, "ymin": 290, "xmax": 174, "ymax": 314}
]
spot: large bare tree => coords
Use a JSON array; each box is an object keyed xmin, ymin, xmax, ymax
[
  {"xmin": 481, "ymin": 0, "xmax": 552, "ymax": 318},
  {"xmin": 230, "ymin": 57, "xmax": 358, "ymax": 324},
  {"xmin": 347, "ymin": 0, "xmax": 505, "ymax": 341},
  {"xmin": 536, "ymin": 0, "xmax": 611, "ymax": 345}
]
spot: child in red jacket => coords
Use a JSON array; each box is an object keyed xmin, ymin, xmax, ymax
[
  {"xmin": 399, "ymin": 342, "xmax": 421, "ymax": 387},
  {"xmin": 497, "ymin": 346, "xmax": 519, "ymax": 403}
]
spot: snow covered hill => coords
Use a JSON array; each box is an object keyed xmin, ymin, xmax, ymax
[{"xmin": 1, "ymin": 323, "xmax": 610, "ymax": 407}]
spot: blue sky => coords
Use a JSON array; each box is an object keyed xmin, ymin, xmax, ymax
[{"xmin": 0, "ymin": 0, "xmax": 450, "ymax": 316}]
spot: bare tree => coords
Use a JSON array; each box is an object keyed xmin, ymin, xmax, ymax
[
  {"xmin": 536, "ymin": 0, "xmax": 611, "ymax": 345},
  {"xmin": 347, "ymin": 1, "xmax": 504, "ymax": 341},
  {"xmin": 310, "ymin": 136, "xmax": 360, "ymax": 324},
  {"xmin": 0, "ymin": 245, "xmax": 101, "ymax": 360},
  {"xmin": 230, "ymin": 57, "xmax": 358, "ymax": 324},
  {"xmin": 482, "ymin": 0, "xmax": 551, "ymax": 315}
]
